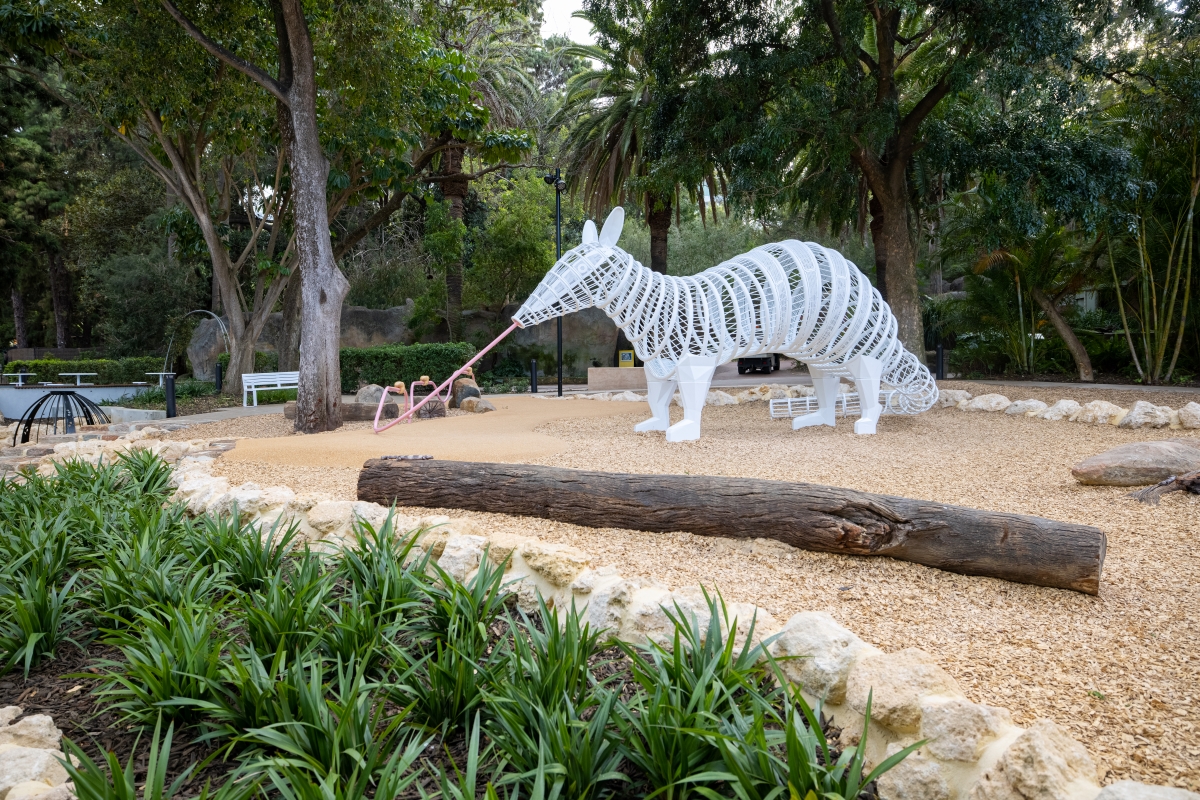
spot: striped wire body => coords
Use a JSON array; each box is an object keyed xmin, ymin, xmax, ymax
[{"xmin": 514, "ymin": 238, "xmax": 938, "ymax": 414}]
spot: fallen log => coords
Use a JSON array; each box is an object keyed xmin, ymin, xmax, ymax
[
  {"xmin": 1128, "ymin": 470, "xmax": 1200, "ymax": 505},
  {"xmin": 358, "ymin": 460, "xmax": 1106, "ymax": 595}
]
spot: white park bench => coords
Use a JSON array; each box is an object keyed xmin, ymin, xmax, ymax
[{"xmin": 242, "ymin": 371, "xmax": 299, "ymax": 406}]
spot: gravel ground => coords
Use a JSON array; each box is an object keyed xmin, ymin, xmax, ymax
[{"xmin": 203, "ymin": 399, "xmax": 1199, "ymax": 789}]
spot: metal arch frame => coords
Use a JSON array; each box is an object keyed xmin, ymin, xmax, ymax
[{"xmin": 513, "ymin": 208, "xmax": 938, "ymax": 441}]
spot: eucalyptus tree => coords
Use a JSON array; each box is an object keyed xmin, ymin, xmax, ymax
[{"xmin": 649, "ymin": 0, "xmax": 1112, "ymax": 360}]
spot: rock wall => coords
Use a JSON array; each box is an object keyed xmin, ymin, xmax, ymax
[{"xmin": 187, "ymin": 302, "xmax": 417, "ymax": 381}]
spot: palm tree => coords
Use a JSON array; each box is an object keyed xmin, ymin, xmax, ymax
[{"xmin": 555, "ymin": 0, "xmax": 722, "ymax": 274}]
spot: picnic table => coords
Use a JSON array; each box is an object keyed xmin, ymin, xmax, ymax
[
  {"xmin": 58, "ymin": 372, "xmax": 99, "ymax": 386},
  {"xmin": 2, "ymin": 373, "xmax": 36, "ymax": 386}
]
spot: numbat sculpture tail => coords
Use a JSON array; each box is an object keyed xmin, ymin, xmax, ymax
[{"xmin": 513, "ymin": 208, "xmax": 938, "ymax": 441}]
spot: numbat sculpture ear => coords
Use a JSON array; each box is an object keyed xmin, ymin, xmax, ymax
[
  {"xmin": 582, "ymin": 220, "xmax": 598, "ymax": 244},
  {"xmin": 599, "ymin": 207, "xmax": 624, "ymax": 247}
]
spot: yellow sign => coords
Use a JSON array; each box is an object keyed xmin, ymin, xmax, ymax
[{"xmin": 618, "ymin": 350, "xmax": 635, "ymax": 367}]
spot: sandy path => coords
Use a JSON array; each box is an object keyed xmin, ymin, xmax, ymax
[{"xmin": 200, "ymin": 396, "xmax": 1199, "ymax": 789}]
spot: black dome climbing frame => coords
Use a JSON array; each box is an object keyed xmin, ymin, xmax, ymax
[{"xmin": 11, "ymin": 390, "xmax": 111, "ymax": 446}]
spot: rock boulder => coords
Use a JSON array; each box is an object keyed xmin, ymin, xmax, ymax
[
  {"xmin": 355, "ymin": 384, "xmax": 385, "ymax": 405},
  {"xmin": 844, "ymin": 648, "xmax": 964, "ymax": 734},
  {"xmin": 459, "ymin": 397, "xmax": 495, "ymax": 413},
  {"xmin": 450, "ymin": 378, "xmax": 481, "ymax": 409},
  {"xmin": 1072, "ymin": 400, "xmax": 1127, "ymax": 426},
  {"xmin": 1038, "ymin": 399, "xmax": 1082, "ymax": 421},
  {"xmin": 1006, "ymin": 399, "xmax": 1048, "ymax": 416},
  {"xmin": 1179, "ymin": 402, "xmax": 1200, "ymax": 430},
  {"xmin": 1118, "ymin": 400, "xmax": 1175, "ymax": 429},
  {"xmin": 1071, "ymin": 439, "xmax": 1200, "ymax": 486},
  {"xmin": 769, "ymin": 611, "xmax": 872, "ymax": 704},
  {"xmin": 965, "ymin": 394, "xmax": 1012, "ymax": 412},
  {"xmin": 938, "ymin": 390, "xmax": 972, "ymax": 409},
  {"xmin": 968, "ymin": 719, "xmax": 1097, "ymax": 800}
]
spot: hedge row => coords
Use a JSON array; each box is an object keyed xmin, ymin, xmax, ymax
[
  {"xmin": 3, "ymin": 357, "xmax": 164, "ymax": 385},
  {"xmin": 216, "ymin": 351, "xmax": 280, "ymax": 373},
  {"xmin": 212, "ymin": 343, "xmax": 476, "ymax": 393},
  {"xmin": 340, "ymin": 342, "xmax": 476, "ymax": 393}
]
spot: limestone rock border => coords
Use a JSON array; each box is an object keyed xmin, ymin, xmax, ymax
[{"xmin": 560, "ymin": 384, "xmax": 1200, "ymax": 431}]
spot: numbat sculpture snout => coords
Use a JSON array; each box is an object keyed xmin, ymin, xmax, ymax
[{"xmin": 512, "ymin": 208, "xmax": 939, "ymax": 441}]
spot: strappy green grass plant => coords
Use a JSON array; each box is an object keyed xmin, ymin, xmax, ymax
[
  {"xmin": 240, "ymin": 562, "xmax": 330, "ymax": 658},
  {"xmin": 504, "ymin": 597, "xmax": 606, "ymax": 711},
  {"xmin": 93, "ymin": 603, "xmax": 230, "ymax": 723},
  {"xmin": 93, "ymin": 544, "xmax": 227, "ymax": 627},
  {"xmin": 392, "ymin": 621, "xmax": 501, "ymax": 732},
  {"xmin": 685, "ymin": 683, "xmax": 923, "ymax": 800},
  {"xmin": 489, "ymin": 690, "xmax": 627, "ymax": 800},
  {"xmin": 416, "ymin": 545, "xmax": 510, "ymax": 650},
  {"xmin": 0, "ymin": 570, "xmax": 87, "ymax": 677},
  {"xmin": 419, "ymin": 712, "xmax": 506, "ymax": 800},
  {"xmin": 236, "ymin": 657, "xmax": 410, "ymax": 781},
  {"xmin": 264, "ymin": 735, "xmax": 425, "ymax": 800},
  {"xmin": 335, "ymin": 513, "xmax": 428, "ymax": 622},
  {"xmin": 62, "ymin": 716, "xmax": 258, "ymax": 800},
  {"xmin": 188, "ymin": 510, "xmax": 300, "ymax": 593}
]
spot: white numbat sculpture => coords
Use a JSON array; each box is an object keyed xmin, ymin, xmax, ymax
[{"xmin": 512, "ymin": 208, "xmax": 938, "ymax": 441}]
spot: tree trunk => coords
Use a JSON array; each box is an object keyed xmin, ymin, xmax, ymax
[
  {"xmin": 263, "ymin": 0, "xmax": 347, "ymax": 432},
  {"xmin": 1031, "ymin": 287, "xmax": 1094, "ymax": 382},
  {"xmin": 47, "ymin": 252, "xmax": 71, "ymax": 348},
  {"xmin": 441, "ymin": 144, "xmax": 467, "ymax": 341},
  {"xmin": 11, "ymin": 286, "xmax": 29, "ymax": 349},
  {"xmin": 358, "ymin": 460, "xmax": 1106, "ymax": 594},
  {"xmin": 647, "ymin": 195, "xmax": 671, "ymax": 274},
  {"xmin": 278, "ymin": 271, "xmax": 302, "ymax": 372},
  {"xmin": 876, "ymin": 182, "xmax": 925, "ymax": 361},
  {"xmin": 868, "ymin": 193, "xmax": 887, "ymax": 301}
]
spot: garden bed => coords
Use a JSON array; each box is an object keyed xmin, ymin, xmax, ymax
[{"xmin": 190, "ymin": 395, "xmax": 1199, "ymax": 788}]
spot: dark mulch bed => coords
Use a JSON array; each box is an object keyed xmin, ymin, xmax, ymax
[{"xmin": 0, "ymin": 641, "xmax": 240, "ymax": 795}]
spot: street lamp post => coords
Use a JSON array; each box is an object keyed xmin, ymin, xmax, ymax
[{"xmin": 544, "ymin": 169, "xmax": 566, "ymax": 396}]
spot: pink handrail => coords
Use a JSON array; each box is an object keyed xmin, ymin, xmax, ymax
[{"xmin": 373, "ymin": 320, "xmax": 520, "ymax": 433}]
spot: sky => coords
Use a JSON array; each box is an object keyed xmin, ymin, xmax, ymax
[{"xmin": 540, "ymin": 0, "xmax": 596, "ymax": 44}]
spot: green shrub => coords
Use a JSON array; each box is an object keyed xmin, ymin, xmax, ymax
[
  {"xmin": 3, "ymin": 356, "xmax": 163, "ymax": 385},
  {"xmin": 216, "ymin": 351, "xmax": 280, "ymax": 373},
  {"xmin": 339, "ymin": 342, "xmax": 476, "ymax": 392}
]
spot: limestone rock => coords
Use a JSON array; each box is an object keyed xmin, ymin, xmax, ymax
[
  {"xmin": 569, "ymin": 565, "xmax": 622, "ymax": 597},
  {"xmin": 460, "ymin": 397, "xmax": 496, "ymax": 413},
  {"xmin": 451, "ymin": 378, "xmax": 481, "ymax": 409},
  {"xmin": 0, "ymin": 713, "xmax": 16, "ymax": 730},
  {"xmin": 706, "ymin": 390, "xmax": 739, "ymax": 406},
  {"xmin": 306, "ymin": 501, "xmax": 358, "ymax": 539},
  {"xmin": 1006, "ymin": 399, "xmax": 1049, "ymax": 416},
  {"xmin": 617, "ymin": 585, "xmax": 689, "ymax": 647},
  {"xmin": 482, "ymin": 531, "xmax": 531, "ymax": 569},
  {"xmin": 437, "ymin": 535, "xmax": 487, "ymax": 583},
  {"xmin": 937, "ymin": 389, "xmax": 972, "ymax": 409},
  {"xmin": 919, "ymin": 697, "xmax": 1012, "ymax": 762},
  {"xmin": 1119, "ymin": 400, "xmax": 1175, "ymax": 429},
  {"xmin": 876, "ymin": 744, "xmax": 950, "ymax": 800},
  {"xmin": 965, "ymin": 394, "xmax": 1012, "ymax": 412},
  {"xmin": 0, "ymin": 746, "xmax": 70, "ymax": 799},
  {"xmin": 968, "ymin": 719, "xmax": 1098, "ymax": 800},
  {"xmin": 583, "ymin": 574, "xmax": 646, "ymax": 633},
  {"xmin": 1095, "ymin": 781, "xmax": 1200, "ymax": 800},
  {"xmin": 520, "ymin": 542, "xmax": 590, "ymax": 587},
  {"xmin": 769, "ymin": 611, "xmax": 872, "ymax": 704},
  {"xmin": 1038, "ymin": 400, "xmax": 1082, "ymax": 421},
  {"xmin": 1179, "ymin": 402, "xmax": 1200, "ymax": 430},
  {"xmin": 6, "ymin": 782, "xmax": 74, "ymax": 800},
  {"xmin": 355, "ymin": 384, "xmax": 385, "ymax": 405},
  {"xmin": 1071, "ymin": 400, "xmax": 1127, "ymax": 426},
  {"xmin": 1071, "ymin": 440, "xmax": 1200, "ymax": 486},
  {"xmin": 844, "ymin": 648, "xmax": 964, "ymax": 734},
  {"xmin": 0, "ymin": 716, "xmax": 61, "ymax": 751}
]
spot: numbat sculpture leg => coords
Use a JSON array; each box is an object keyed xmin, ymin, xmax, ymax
[
  {"xmin": 667, "ymin": 355, "xmax": 717, "ymax": 442},
  {"xmin": 847, "ymin": 355, "xmax": 884, "ymax": 434},
  {"xmin": 510, "ymin": 207, "xmax": 938, "ymax": 442},
  {"xmin": 635, "ymin": 371, "xmax": 676, "ymax": 433},
  {"xmin": 793, "ymin": 368, "xmax": 840, "ymax": 430}
]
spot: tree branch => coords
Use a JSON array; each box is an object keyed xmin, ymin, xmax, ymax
[
  {"xmin": 158, "ymin": 0, "xmax": 289, "ymax": 105},
  {"xmin": 332, "ymin": 190, "xmax": 409, "ymax": 261}
]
